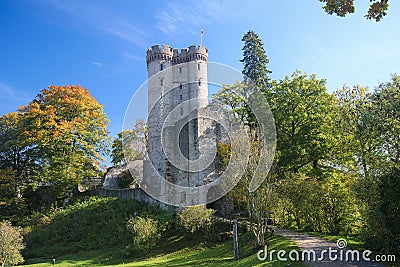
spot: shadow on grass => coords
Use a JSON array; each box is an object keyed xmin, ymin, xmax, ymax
[{"xmin": 24, "ymin": 232, "xmax": 307, "ymax": 267}]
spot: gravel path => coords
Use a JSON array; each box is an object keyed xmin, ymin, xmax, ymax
[{"xmin": 274, "ymin": 228, "xmax": 385, "ymax": 267}]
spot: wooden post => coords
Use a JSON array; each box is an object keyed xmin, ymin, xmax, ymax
[{"xmin": 233, "ymin": 219, "xmax": 239, "ymax": 260}]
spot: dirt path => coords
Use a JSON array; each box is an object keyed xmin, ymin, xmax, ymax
[{"xmin": 274, "ymin": 228, "xmax": 385, "ymax": 267}]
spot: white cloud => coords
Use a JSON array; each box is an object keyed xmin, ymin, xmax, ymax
[{"xmin": 90, "ymin": 61, "xmax": 103, "ymax": 67}]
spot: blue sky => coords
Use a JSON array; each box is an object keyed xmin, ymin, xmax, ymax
[{"xmin": 1, "ymin": 0, "xmax": 399, "ymax": 138}]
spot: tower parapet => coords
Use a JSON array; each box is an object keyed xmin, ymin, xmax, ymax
[
  {"xmin": 146, "ymin": 44, "xmax": 173, "ymax": 66},
  {"xmin": 146, "ymin": 44, "xmax": 208, "ymax": 67}
]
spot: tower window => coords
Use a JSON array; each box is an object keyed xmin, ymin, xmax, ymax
[
  {"xmin": 180, "ymin": 84, "xmax": 183, "ymax": 90},
  {"xmin": 180, "ymin": 106, "xmax": 183, "ymax": 115},
  {"xmin": 160, "ymin": 63, "xmax": 163, "ymax": 71},
  {"xmin": 197, "ymin": 63, "xmax": 200, "ymax": 70},
  {"xmin": 160, "ymin": 79, "xmax": 164, "ymax": 86},
  {"xmin": 179, "ymin": 67, "xmax": 182, "ymax": 73},
  {"xmin": 198, "ymin": 80, "xmax": 201, "ymax": 86},
  {"xmin": 180, "ymin": 95, "xmax": 183, "ymax": 101}
]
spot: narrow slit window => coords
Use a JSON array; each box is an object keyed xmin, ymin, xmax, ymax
[
  {"xmin": 179, "ymin": 67, "xmax": 182, "ymax": 73},
  {"xmin": 198, "ymin": 80, "xmax": 201, "ymax": 86},
  {"xmin": 160, "ymin": 79, "xmax": 164, "ymax": 86},
  {"xmin": 197, "ymin": 63, "xmax": 200, "ymax": 70},
  {"xmin": 180, "ymin": 95, "xmax": 183, "ymax": 101},
  {"xmin": 160, "ymin": 63, "xmax": 163, "ymax": 71},
  {"xmin": 180, "ymin": 84, "xmax": 183, "ymax": 90}
]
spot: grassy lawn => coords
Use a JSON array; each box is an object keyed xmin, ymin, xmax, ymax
[{"xmin": 23, "ymin": 232, "xmax": 306, "ymax": 267}]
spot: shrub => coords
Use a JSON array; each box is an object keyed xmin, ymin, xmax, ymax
[
  {"xmin": 178, "ymin": 205, "xmax": 215, "ymax": 236},
  {"xmin": 0, "ymin": 221, "xmax": 25, "ymax": 267},
  {"xmin": 127, "ymin": 216, "xmax": 160, "ymax": 249},
  {"xmin": 118, "ymin": 170, "xmax": 135, "ymax": 188}
]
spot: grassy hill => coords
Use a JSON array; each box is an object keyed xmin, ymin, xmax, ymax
[
  {"xmin": 23, "ymin": 197, "xmax": 173, "ymax": 259},
  {"xmin": 22, "ymin": 197, "xmax": 306, "ymax": 266}
]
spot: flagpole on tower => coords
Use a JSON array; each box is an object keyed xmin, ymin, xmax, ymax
[{"xmin": 200, "ymin": 29, "xmax": 204, "ymax": 46}]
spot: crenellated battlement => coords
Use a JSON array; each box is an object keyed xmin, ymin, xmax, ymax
[
  {"xmin": 146, "ymin": 44, "xmax": 173, "ymax": 65},
  {"xmin": 146, "ymin": 44, "xmax": 208, "ymax": 65}
]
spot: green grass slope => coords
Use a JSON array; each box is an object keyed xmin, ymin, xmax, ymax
[
  {"xmin": 24, "ymin": 232, "xmax": 306, "ymax": 266},
  {"xmin": 23, "ymin": 197, "xmax": 173, "ymax": 259},
  {"xmin": 22, "ymin": 197, "xmax": 306, "ymax": 266}
]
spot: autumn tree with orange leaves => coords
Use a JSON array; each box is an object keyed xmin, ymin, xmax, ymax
[
  {"xmin": 23, "ymin": 85, "xmax": 110, "ymax": 203},
  {"xmin": 0, "ymin": 85, "xmax": 110, "ymax": 210}
]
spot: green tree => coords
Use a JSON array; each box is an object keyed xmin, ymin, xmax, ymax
[
  {"xmin": 211, "ymin": 30, "xmax": 272, "ymax": 127},
  {"xmin": 369, "ymin": 75, "xmax": 400, "ymax": 169},
  {"xmin": 0, "ymin": 221, "xmax": 24, "ymax": 267},
  {"xmin": 213, "ymin": 30, "xmax": 274, "ymax": 246},
  {"xmin": 0, "ymin": 112, "xmax": 38, "ymax": 177},
  {"xmin": 21, "ymin": 85, "xmax": 110, "ymax": 204},
  {"xmin": 0, "ymin": 112, "xmax": 39, "ymax": 217},
  {"xmin": 319, "ymin": 0, "xmax": 389, "ymax": 21},
  {"xmin": 334, "ymin": 76, "xmax": 399, "ymax": 202},
  {"xmin": 333, "ymin": 76, "xmax": 400, "ymax": 253},
  {"xmin": 211, "ymin": 82, "xmax": 248, "ymax": 122},
  {"xmin": 369, "ymin": 168, "xmax": 400, "ymax": 255},
  {"xmin": 0, "ymin": 169, "xmax": 26, "ymax": 221},
  {"xmin": 271, "ymin": 71, "xmax": 336, "ymax": 176},
  {"xmin": 111, "ymin": 118, "xmax": 146, "ymax": 166},
  {"xmin": 240, "ymin": 30, "xmax": 272, "ymax": 90},
  {"xmin": 275, "ymin": 171, "xmax": 359, "ymax": 235},
  {"xmin": 333, "ymin": 85, "xmax": 372, "ymax": 178}
]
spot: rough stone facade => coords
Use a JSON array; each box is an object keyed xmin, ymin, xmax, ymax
[{"xmin": 145, "ymin": 44, "xmax": 211, "ymax": 187}]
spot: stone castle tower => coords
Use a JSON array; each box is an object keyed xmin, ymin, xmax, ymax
[
  {"xmin": 145, "ymin": 44, "xmax": 213, "ymax": 192},
  {"xmin": 102, "ymin": 44, "xmax": 233, "ymax": 212}
]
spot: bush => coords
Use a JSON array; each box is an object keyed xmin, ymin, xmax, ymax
[
  {"xmin": 178, "ymin": 205, "xmax": 215, "ymax": 237},
  {"xmin": 0, "ymin": 221, "xmax": 25, "ymax": 266},
  {"xmin": 118, "ymin": 170, "xmax": 135, "ymax": 188},
  {"xmin": 274, "ymin": 172, "xmax": 360, "ymax": 235},
  {"xmin": 127, "ymin": 216, "xmax": 160, "ymax": 249}
]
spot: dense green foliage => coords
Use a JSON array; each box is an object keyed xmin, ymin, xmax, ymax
[
  {"xmin": 274, "ymin": 172, "xmax": 360, "ymax": 235},
  {"xmin": 178, "ymin": 205, "xmax": 215, "ymax": 236},
  {"xmin": 365, "ymin": 168, "xmax": 400, "ymax": 255},
  {"xmin": 117, "ymin": 170, "xmax": 135, "ymax": 188},
  {"xmin": 0, "ymin": 221, "xmax": 24, "ymax": 267},
  {"xmin": 111, "ymin": 119, "xmax": 146, "ymax": 166},
  {"xmin": 23, "ymin": 197, "xmax": 173, "ymax": 259},
  {"xmin": 127, "ymin": 216, "xmax": 160, "ymax": 249},
  {"xmin": 319, "ymin": 0, "xmax": 389, "ymax": 21},
  {"xmin": 214, "ymin": 30, "xmax": 399, "ymax": 255},
  {"xmin": 270, "ymin": 71, "xmax": 336, "ymax": 175},
  {"xmin": 0, "ymin": 168, "xmax": 26, "ymax": 221}
]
